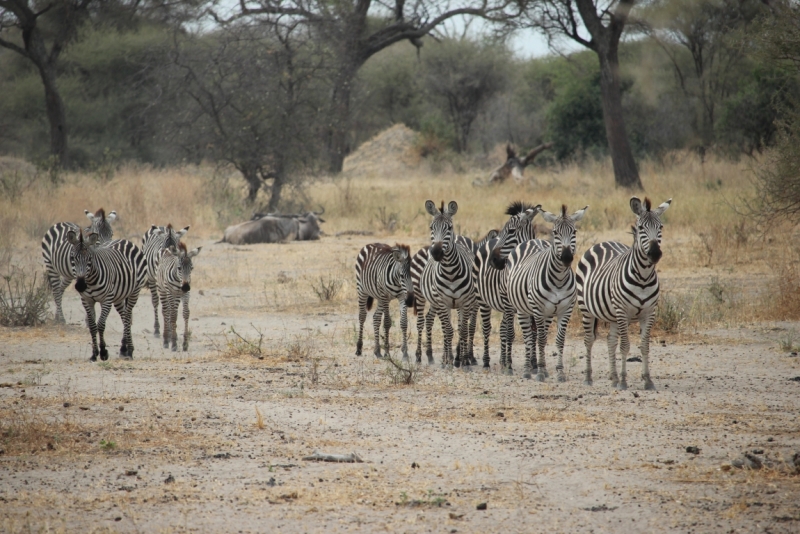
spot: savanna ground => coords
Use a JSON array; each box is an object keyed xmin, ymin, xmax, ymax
[{"xmin": 1, "ymin": 149, "xmax": 800, "ymax": 533}]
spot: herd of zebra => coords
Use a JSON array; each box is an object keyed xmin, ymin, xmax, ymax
[
  {"xmin": 355, "ymin": 196, "xmax": 672, "ymax": 390},
  {"xmin": 41, "ymin": 210, "xmax": 200, "ymax": 361}
]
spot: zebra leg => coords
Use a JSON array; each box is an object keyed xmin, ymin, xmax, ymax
[
  {"xmin": 83, "ymin": 299, "xmax": 100, "ymax": 361},
  {"xmin": 113, "ymin": 301, "xmax": 129, "ymax": 357},
  {"xmin": 519, "ymin": 312, "xmax": 535, "ymax": 379},
  {"xmin": 457, "ymin": 307, "xmax": 471, "ymax": 371},
  {"xmin": 425, "ymin": 308, "xmax": 435, "ymax": 364},
  {"xmin": 467, "ymin": 305, "xmax": 478, "ymax": 366},
  {"xmin": 582, "ymin": 315, "xmax": 597, "ymax": 385},
  {"xmin": 401, "ymin": 300, "xmax": 411, "ymax": 361},
  {"xmin": 182, "ymin": 292, "xmax": 191, "ymax": 352},
  {"xmin": 149, "ymin": 279, "xmax": 161, "ymax": 337},
  {"xmin": 415, "ymin": 302, "xmax": 424, "ymax": 363},
  {"xmin": 480, "ymin": 305, "xmax": 492, "ymax": 369},
  {"xmin": 47, "ymin": 273, "xmax": 68, "ymax": 324},
  {"xmin": 170, "ymin": 298, "xmax": 179, "ymax": 352},
  {"xmin": 436, "ymin": 306, "xmax": 454, "ymax": 368},
  {"xmin": 504, "ymin": 311, "xmax": 517, "ymax": 375},
  {"xmin": 125, "ymin": 290, "xmax": 141, "ymax": 359},
  {"xmin": 639, "ymin": 312, "xmax": 657, "ymax": 390},
  {"xmin": 161, "ymin": 293, "xmax": 171, "ymax": 349},
  {"xmin": 356, "ymin": 294, "xmax": 368, "ymax": 356},
  {"xmin": 372, "ymin": 300, "xmax": 383, "ymax": 358},
  {"xmin": 554, "ymin": 309, "xmax": 572, "ymax": 383},
  {"xmin": 535, "ymin": 316, "xmax": 554, "ymax": 383},
  {"xmin": 381, "ymin": 300, "xmax": 392, "ymax": 358},
  {"xmin": 96, "ymin": 301, "xmax": 113, "ymax": 361},
  {"xmin": 607, "ymin": 321, "xmax": 620, "ymax": 387}
]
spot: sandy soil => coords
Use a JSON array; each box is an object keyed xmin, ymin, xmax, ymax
[{"xmin": 2, "ymin": 235, "xmax": 800, "ymax": 534}]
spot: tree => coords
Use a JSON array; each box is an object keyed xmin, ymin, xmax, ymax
[
  {"xmin": 422, "ymin": 38, "xmax": 510, "ymax": 152},
  {"xmin": 172, "ymin": 22, "xmax": 324, "ymax": 207},
  {"xmin": 522, "ymin": 0, "xmax": 643, "ymax": 189},
  {"xmin": 0, "ymin": 0, "xmax": 93, "ymax": 166},
  {"xmin": 216, "ymin": 0, "xmax": 518, "ymax": 173},
  {"xmin": 643, "ymin": 0, "xmax": 768, "ymax": 156}
]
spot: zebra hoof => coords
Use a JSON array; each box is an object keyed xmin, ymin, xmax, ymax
[
  {"xmin": 153, "ymin": 330, "xmax": 160, "ymax": 338},
  {"xmin": 89, "ymin": 355, "xmax": 97, "ymax": 362},
  {"xmin": 535, "ymin": 373, "xmax": 546, "ymax": 382},
  {"xmin": 462, "ymin": 365, "xmax": 472, "ymax": 373},
  {"xmin": 583, "ymin": 379, "xmax": 593, "ymax": 386},
  {"xmin": 163, "ymin": 342, "xmax": 169, "ymax": 349},
  {"xmin": 616, "ymin": 381, "xmax": 628, "ymax": 391},
  {"xmin": 541, "ymin": 368, "xmax": 550, "ymax": 378},
  {"xmin": 100, "ymin": 348, "xmax": 109, "ymax": 361},
  {"xmin": 523, "ymin": 371, "xmax": 532, "ymax": 379},
  {"xmin": 557, "ymin": 374, "xmax": 567, "ymax": 383},
  {"xmin": 172, "ymin": 345, "xmax": 178, "ymax": 352},
  {"xmin": 505, "ymin": 368, "xmax": 514, "ymax": 376},
  {"xmin": 427, "ymin": 358, "xmax": 435, "ymax": 366},
  {"xmin": 643, "ymin": 380, "xmax": 656, "ymax": 391}
]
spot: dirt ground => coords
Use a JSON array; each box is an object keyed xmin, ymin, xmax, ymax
[{"xmin": 2, "ymin": 233, "xmax": 800, "ymax": 534}]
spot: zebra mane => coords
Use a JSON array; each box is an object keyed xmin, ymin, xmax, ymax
[
  {"xmin": 644, "ymin": 198, "xmax": 652, "ymax": 211},
  {"xmin": 372, "ymin": 243, "xmax": 393, "ymax": 254},
  {"xmin": 178, "ymin": 242, "xmax": 188, "ymax": 253},
  {"xmin": 95, "ymin": 208, "xmax": 106, "ymax": 220},
  {"xmin": 561, "ymin": 204, "xmax": 567, "ymax": 217},
  {"xmin": 505, "ymin": 201, "xmax": 536, "ymax": 216},
  {"xmin": 394, "ymin": 243, "xmax": 411, "ymax": 256},
  {"xmin": 166, "ymin": 223, "xmax": 173, "ymax": 231},
  {"xmin": 439, "ymin": 201, "xmax": 445, "ymax": 213}
]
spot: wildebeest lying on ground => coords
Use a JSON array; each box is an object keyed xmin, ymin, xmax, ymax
[{"xmin": 219, "ymin": 210, "xmax": 325, "ymax": 245}]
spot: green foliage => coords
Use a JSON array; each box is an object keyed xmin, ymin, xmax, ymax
[{"xmin": 546, "ymin": 68, "xmax": 606, "ymax": 161}]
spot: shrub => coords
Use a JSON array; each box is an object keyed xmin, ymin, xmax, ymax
[{"xmin": 0, "ymin": 269, "xmax": 50, "ymax": 326}]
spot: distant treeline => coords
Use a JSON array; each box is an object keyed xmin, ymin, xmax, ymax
[{"xmin": 0, "ymin": 0, "xmax": 798, "ymax": 208}]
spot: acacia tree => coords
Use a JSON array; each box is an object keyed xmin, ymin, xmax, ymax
[
  {"xmin": 172, "ymin": 21, "xmax": 324, "ymax": 207},
  {"xmin": 523, "ymin": 0, "xmax": 642, "ymax": 189},
  {"xmin": 214, "ymin": 0, "xmax": 518, "ymax": 173}
]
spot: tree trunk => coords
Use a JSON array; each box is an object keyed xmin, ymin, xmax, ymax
[
  {"xmin": 240, "ymin": 165, "xmax": 261, "ymax": 203},
  {"xmin": 38, "ymin": 62, "xmax": 68, "ymax": 167},
  {"xmin": 597, "ymin": 50, "xmax": 642, "ymax": 190},
  {"xmin": 327, "ymin": 67, "xmax": 355, "ymax": 174},
  {"xmin": 267, "ymin": 175, "xmax": 284, "ymax": 212}
]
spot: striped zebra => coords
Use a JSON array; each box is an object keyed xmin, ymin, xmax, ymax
[
  {"xmin": 419, "ymin": 200, "xmax": 477, "ymax": 368},
  {"xmin": 576, "ymin": 197, "xmax": 671, "ymax": 390},
  {"xmin": 473, "ymin": 202, "xmax": 541, "ymax": 373},
  {"xmin": 66, "ymin": 230, "xmax": 146, "ymax": 361},
  {"xmin": 156, "ymin": 243, "xmax": 201, "ymax": 352},
  {"xmin": 142, "ymin": 224, "xmax": 190, "ymax": 337},
  {"xmin": 41, "ymin": 209, "xmax": 117, "ymax": 323},
  {"xmin": 411, "ymin": 229, "xmax": 497, "ymax": 364},
  {"xmin": 354, "ymin": 243, "xmax": 415, "ymax": 359},
  {"xmin": 506, "ymin": 205, "xmax": 588, "ymax": 380}
]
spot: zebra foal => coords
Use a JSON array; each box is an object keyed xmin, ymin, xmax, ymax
[
  {"xmin": 142, "ymin": 224, "xmax": 190, "ymax": 337},
  {"xmin": 506, "ymin": 205, "xmax": 588, "ymax": 380},
  {"xmin": 157, "ymin": 243, "xmax": 201, "ymax": 352},
  {"xmin": 419, "ymin": 200, "xmax": 477, "ymax": 369},
  {"xmin": 42, "ymin": 209, "xmax": 117, "ymax": 323},
  {"xmin": 66, "ymin": 230, "xmax": 146, "ymax": 361},
  {"xmin": 576, "ymin": 197, "xmax": 672, "ymax": 390},
  {"xmin": 355, "ymin": 243, "xmax": 415, "ymax": 359},
  {"xmin": 473, "ymin": 202, "xmax": 541, "ymax": 373}
]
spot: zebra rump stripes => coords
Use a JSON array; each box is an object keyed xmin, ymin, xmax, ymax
[
  {"xmin": 67, "ymin": 230, "xmax": 146, "ymax": 361},
  {"xmin": 576, "ymin": 196, "xmax": 672, "ymax": 390},
  {"xmin": 42, "ymin": 209, "xmax": 117, "ymax": 323},
  {"xmin": 157, "ymin": 243, "xmax": 201, "ymax": 352},
  {"xmin": 142, "ymin": 224, "xmax": 190, "ymax": 337},
  {"xmin": 355, "ymin": 243, "xmax": 414, "ymax": 359}
]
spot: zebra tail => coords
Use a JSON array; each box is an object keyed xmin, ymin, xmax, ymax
[{"xmin": 366, "ymin": 296, "xmax": 374, "ymax": 311}]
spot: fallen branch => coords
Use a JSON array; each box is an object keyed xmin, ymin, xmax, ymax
[{"xmin": 302, "ymin": 451, "xmax": 363, "ymax": 463}]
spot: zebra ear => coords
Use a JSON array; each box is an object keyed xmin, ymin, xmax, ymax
[
  {"xmin": 188, "ymin": 246, "xmax": 202, "ymax": 258},
  {"xmin": 84, "ymin": 210, "xmax": 95, "ymax": 222},
  {"xmin": 570, "ymin": 205, "xmax": 589, "ymax": 222},
  {"xmin": 630, "ymin": 197, "xmax": 645, "ymax": 216},
  {"xmin": 654, "ymin": 198, "xmax": 672, "ymax": 215},
  {"xmin": 391, "ymin": 247, "xmax": 406, "ymax": 263},
  {"xmin": 446, "ymin": 201, "xmax": 458, "ymax": 216},
  {"xmin": 151, "ymin": 225, "xmax": 163, "ymax": 235},
  {"xmin": 522, "ymin": 205, "xmax": 542, "ymax": 221},
  {"xmin": 84, "ymin": 232, "xmax": 99, "ymax": 246},
  {"xmin": 177, "ymin": 225, "xmax": 191, "ymax": 238},
  {"xmin": 424, "ymin": 200, "xmax": 438, "ymax": 217},
  {"xmin": 67, "ymin": 230, "xmax": 80, "ymax": 245},
  {"xmin": 162, "ymin": 247, "xmax": 175, "ymax": 257},
  {"xmin": 540, "ymin": 210, "xmax": 558, "ymax": 224},
  {"xmin": 106, "ymin": 211, "xmax": 117, "ymax": 222}
]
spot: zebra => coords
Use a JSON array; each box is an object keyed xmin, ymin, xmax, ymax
[
  {"xmin": 419, "ymin": 200, "xmax": 477, "ymax": 368},
  {"xmin": 142, "ymin": 224, "xmax": 190, "ymax": 337},
  {"xmin": 473, "ymin": 202, "xmax": 541, "ymax": 373},
  {"xmin": 506, "ymin": 205, "xmax": 588, "ymax": 381},
  {"xmin": 156, "ymin": 243, "xmax": 201, "ymax": 352},
  {"xmin": 354, "ymin": 243, "xmax": 415, "ymax": 360},
  {"xmin": 411, "ymin": 229, "xmax": 497, "ymax": 364},
  {"xmin": 66, "ymin": 230, "xmax": 146, "ymax": 361},
  {"xmin": 576, "ymin": 196, "xmax": 671, "ymax": 390},
  {"xmin": 41, "ymin": 209, "xmax": 117, "ymax": 323}
]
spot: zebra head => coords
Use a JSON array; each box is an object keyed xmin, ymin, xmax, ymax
[
  {"xmin": 84, "ymin": 209, "xmax": 117, "ymax": 242},
  {"xmin": 540, "ymin": 205, "xmax": 589, "ymax": 265},
  {"xmin": 166, "ymin": 243, "xmax": 202, "ymax": 293},
  {"xmin": 391, "ymin": 244, "xmax": 415, "ymax": 308},
  {"xmin": 153, "ymin": 223, "xmax": 191, "ymax": 250},
  {"xmin": 490, "ymin": 203, "xmax": 542, "ymax": 270},
  {"xmin": 425, "ymin": 200, "xmax": 458, "ymax": 262},
  {"xmin": 66, "ymin": 230, "xmax": 100, "ymax": 293},
  {"xmin": 630, "ymin": 197, "xmax": 671, "ymax": 264}
]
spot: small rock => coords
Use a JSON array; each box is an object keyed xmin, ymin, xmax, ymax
[
  {"xmin": 767, "ymin": 437, "xmax": 774, "ymax": 442},
  {"xmin": 732, "ymin": 453, "xmax": 762, "ymax": 470},
  {"xmin": 496, "ymin": 412, "xmax": 504, "ymax": 418},
  {"xmin": 449, "ymin": 512, "xmax": 464, "ymax": 520},
  {"xmin": 790, "ymin": 352, "xmax": 798, "ymax": 357},
  {"xmin": 79, "ymin": 407, "xmax": 89, "ymax": 411},
  {"xmin": 125, "ymin": 470, "xmax": 138, "ymax": 476},
  {"xmin": 63, "ymin": 402, "xmax": 71, "ymax": 408},
  {"xmin": 632, "ymin": 392, "xmax": 640, "ymax": 398},
  {"xmin": 118, "ymin": 406, "xmax": 124, "ymax": 411},
  {"xmin": 626, "ymin": 356, "xmax": 642, "ymax": 362},
  {"xmin": 115, "ymin": 517, "xmax": 122, "ymax": 522},
  {"xmin": 411, "ymin": 462, "xmax": 419, "ymax": 469},
  {"xmin": 267, "ymin": 477, "xmax": 277, "ymax": 486},
  {"xmin": 164, "ymin": 475, "xmax": 175, "ymax": 484},
  {"xmin": 789, "ymin": 376, "xmax": 800, "ymax": 382},
  {"xmin": 213, "ymin": 452, "xmax": 231, "ymax": 459},
  {"xmin": 792, "ymin": 452, "xmax": 800, "ymax": 469},
  {"xmin": 752, "ymin": 449, "xmax": 764, "ymax": 455},
  {"xmin": 686, "ymin": 446, "xmax": 700, "ymax": 455},
  {"xmin": 476, "ymin": 502, "xmax": 487, "ymax": 510}
]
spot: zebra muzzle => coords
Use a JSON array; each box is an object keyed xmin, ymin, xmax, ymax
[
  {"xmin": 648, "ymin": 242, "xmax": 662, "ymax": 264},
  {"xmin": 181, "ymin": 282, "xmax": 191, "ymax": 292},
  {"xmin": 560, "ymin": 249, "xmax": 574, "ymax": 264},
  {"xmin": 430, "ymin": 242, "xmax": 444, "ymax": 262},
  {"xmin": 405, "ymin": 292, "xmax": 415, "ymax": 308},
  {"xmin": 75, "ymin": 278, "xmax": 87, "ymax": 292},
  {"xmin": 490, "ymin": 247, "xmax": 506, "ymax": 270}
]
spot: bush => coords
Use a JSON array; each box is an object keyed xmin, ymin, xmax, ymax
[{"xmin": 0, "ymin": 269, "xmax": 50, "ymax": 327}]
